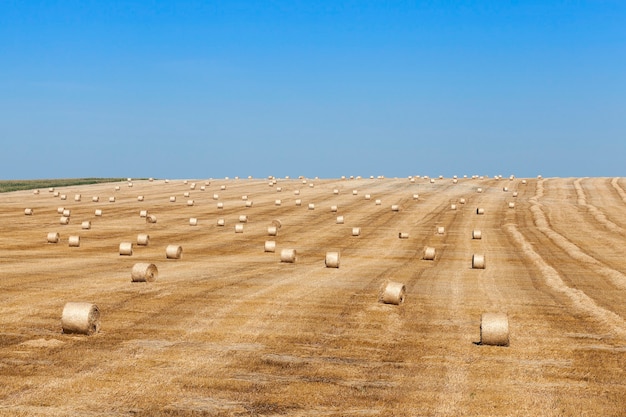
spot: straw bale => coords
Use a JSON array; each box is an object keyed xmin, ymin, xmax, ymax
[
  {"xmin": 480, "ymin": 313, "xmax": 509, "ymax": 346},
  {"xmin": 325, "ymin": 251, "xmax": 340, "ymax": 268},
  {"xmin": 137, "ymin": 234, "xmax": 150, "ymax": 246},
  {"xmin": 119, "ymin": 242, "xmax": 133, "ymax": 256},
  {"xmin": 131, "ymin": 263, "xmax": 158, "ymax": 282},
  {"xmin": 264, "ymin": 240, "xmax": 276, "ymax": 253},
  {"xmin": 280, "ymin": 248, "xmax": 296, "ymax": 263},
  {"xmin": 61, "ymin": 302, "xmax": 100, "ymax": 335},
  {"xmin": 47, "ymin": 232, "xmax": 60, "ymax": 243},
  {"xmin": 166, "ymin": 244, "xmax": 183, "ymax": 259},
  {"xmin": 379, "ymin": 281, "xmax": 406, "ymax": 305}
]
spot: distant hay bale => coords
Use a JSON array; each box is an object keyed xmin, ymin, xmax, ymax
[
  {"xmin": 95, "ymin": 209, "xmax": 102, "ymax": 216},
  {"xmin": 375, "ymin": 199, "xmax": 382, "ymax": 205},
  {"xmin": 61, "ymin": 302, "xmax": 100, "ymax": 335},
  {"xmin": 137, "ymin": 196, "xmax": 144, "ymax": 201},
  {"xmin": 137, "ymin": 233, "xmax": 150, "ymax": 246},
  {"xmin": 139, "ymin": 210, "xmax": 148, "ymax": 218},
  {"xmin": 280, "ymin": 248, "xmax": 296, "ymax": 263},
  {"xmin": 452, "ymin": 179, "xmax": 458, "ymax": 184},
  {"xmin": 190, "ymin": 183, "xmax": 196, "ymax": 190},
  {"xmin": 503, "ymin": 187, "xmax": 509, "ymax": 192},
  {"xmin": 472, "ymin": 254, "xmax": 486, "ymax": 269},
  {"xmin": 450, "ymin": 204, "xmax": 457, "ymax": 210},
  {"xmin": 187, "ymin": 199, "xmax": 194, "ymax": 206},
  {"xmin": 459, "ymin": 198, "xmax": 466, "ymax": 204},
  {"xmin": 512, "ymin": 191, "xmax": 518, "ymax": 197},
  {"xmin": 267, "ymin": 225, "xmax": 277, "ymax": 236},
  {"xmin": 220, "ymin": 185, "xmax": 226, "ymax": 190},
  {"xmin": 47, "ymin": 232, "xmax": 60, "ymax": 243},
  {"xmin": 115, "ymin": 186, "xmax": 120, "ymax": 191},
  {"xmin": 352, "ymin": 190, "xmax": 358, "ymax": 195},
  {"xmin": 352, "ymin": 227, "xmax": 361, "ymax": 236},
  {"xmin": 275, "ymin": 199, "xmax": 282, "ymax": 206},
  {"xmin": 166, "ymin": 244, "xmax": 182, "ymax": 259},
  {"xmin": 239, "ymin": 215, "xmax": 248, "ymax": 223},
  {"xmin": 217, "ymin": 202, "xmax": 224, "ymax": 209},
  {"xmin": 74, "ymin": 194, "xmax": 81, "ymax": 202},
  {"xmin": 325, "ymin": 251, "xmax": 340, "ymax": 268},
  {"xmin": 24, "ymin": 208, "xmax": 33, "ymax": 215},
  {"xmin": 508, "ymin": 202, "xmax": 515, "ymax": 208},
  {"xmin": 57, "ymin": 207, "xmax": 65, "ymax": 214},
  {"xmin": 308, "ymin": 203, "xmax": 315, "ymax": 210},
  {"xmin": 81, "ymin": 221, "xmax": 91, "ymax": 230},
  {"xmin": 391, "ymin": 205, "xmax": 400, "ymax": 212},
  {"xmin": 60, "ymin": 194, "xmax": 67, "ymax": 200},
  {"xmin": 68, "ymin": 235, "xmax": 80, "ymax": 247},
  {"xmin": 109, "ymin": 197, "xmax": 115, "ymax": 203},
  {"xmin": 54, "ymin": 191, "xmax": 60, "ymax": 197},
  {"xmin": 245, "ymin": 201, "xmax": 253, "ymax": 207},
  {"xmin": 476, "ymin": 208, "xmax": 485, "ymax": 215},
  {"xmin": 522, "ymin": 180, "xmax": 527, "ymax": 185},
  {"xmin": 398, "ymin": 232, "xmax": 409, "ymax": 239},
  {"xmin": 235, "ymin": 223, "xmax": 244, "ymax": 233},
  {"xmin": 62, "ymin": 209, "xmax": 71, "ymax": 217},
  {"xmin": 170, "ymin": 196, "xmax": 176, "ymax": 202},
  {"xmin": 379, "ymin": 281, "xmax": 406, "ymax": 305},
  {"xmin": 119, "ymin": 242, "xmax": 133, "ymax": 256},
  {"xmin": 309, "ymin": 183, "xmax": 314, "ymax": 188},
  {"xmin": 477, "ymin": 188, "xmax": 483, "ymax": 193},
  {"xmin": 189, "ymin": 217, "xmax": 198, "ymax": 226},
  {"xmin": 480, "ymin": 313, "xmax": 509, "ymax": 346},
  {"xmin": 333, "ymin": 189, "xmax": 339, "ymax": 195},
  {"xmin": 276, "ymin": 187, "xmax": 282, "ymax": 192},
  {"xmin": 423, "ymin": 246, "xmax": 436, "ymax": 260},
  {"xmin": 336, "ymin": 215, "xmax": 344, "ymax": 224},
  {"xmin": 437, "ymin": 226, "xmax": 445, "ymax": 235},
  {"xmin": 330, "ymin": 205, "xmax": 338, "ymax": 212},
  {"xmin": 294, "ymin": 190, "xmax": 300, "ymax": 195},
  {"xmin": 472, "ymin": 229, "xmax": 482, "ymax": 239},
  {"xmin": 60, "ymin": 216, "xmax": 70, "ymax": 225},
  {"xmin": 200, "ymin": 186, "xmax": 205, "ymax": 191},
  {"xmin": 213, "ymin": 194, "xmax": 219, "ymax": 200},
  {"xmin": 131, "ymin": 263, "xmax": 157, "ymax": 282},
  {"xmin": 365, "ymin": 194, "xmax": 371, "ymax": 200},
  {"xmin": 184, "ymin": 192, "xmax": 190, "ymax": 198},
  {"xmin": 271, "ymin": 219, "xmax": 282, "ymax": 229},
  {"xmin": 49, "ymin": 187, "xmax": 54, "ymax": 192},
  {"xmin": 264, "ymin": 240, "xmax": 276, "ymax": 252},
  {"xmin": 217, "ymin": 218, "xmax": 225, "ymax": 226},
  {"xmin": 295, "ymin": 199, "xmax": 302, "ymax": 206},
  {"xmin": 413, "ymin": 194, "xmax": 419, "ymax": 200},
  {"xmin": 92, "ymin": 196, "xmax": 99, "ymax": 202}
]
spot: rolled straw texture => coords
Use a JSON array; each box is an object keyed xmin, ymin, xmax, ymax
[
  {"xmin": 423, "ymin": 246, "xmax": 436, "ymax": 260},
  {"xmin": 61, "ymin": 302, "xmax": 100, "ymax": 335},
  {"xmin": 234, "ymin": 224, "xmax": 244, "ymax": 233},
  {"xmin": 480, "ymin": 313, "xmax": 509, "ymax": 346},
  {"xmin": 267, "ymin": 226, "xmax": 277, "ymax": 236},
  {"xmin": 280, "ymin": 248, "xmax": 296, "ymax": 263},
  {"xmin": 380, "ymin": 281, "xmax": 406, "ymax": 305},
  {"xmin": 60, "ymin": 216, "xmax": 70, "ymax": 225},
  {"xmin": 472, "ymin": 254, "xmax": 486, "ymax": 269},
  {"xmin": 264, "ymin": 241, "xmax": 276, "ymax": 253},
  {"xmin": 217, "ymin": 218, "xmax": 225, "ymax": 226},
  {"xmin": 137, "ymin": 234, "xmax": 150, "ymax": 246},
  {"xmin": 119, "ymin": 242, "xmax": 133, "ymax": 256},
  {"xmin": 325, "ymin": 251, "xmax": 340, "ymax": 268},
  {"xmin": 472, "ymin": 229, "xmax": 482, "ymax": 239},
  {"xmin": 476, "ymin": 208, "xmax": 485, "ymax": 215},
  {"xmin": 81, "ymin": 221, "xmax": 91, "ymax": 230},
  {"xmin": 336, "ymin": 216, "xmax": 344, "ymax": 224},
  {"xmin": 131, "ymin": 263, "xmax": 158, "ymax": 282},
  {"xmin": 189, "ymin": 218, "xmax": 198, "ymax": 226},
  {"xmin": 95, "ymin": 209, "xmax": 102, "ymax": 216},
  {"xmin": 24, "ymin": 208, "xmax": 33, "ymax": 215},
  {"xmin": 166, "ymin": 244, "xmax": 183, "ymax": 259},
  {"xmin": 47, "ymin": 232, "xmax": 60, "ymax": 243},
  {"xmin": 352, "ymin": 227, "xmax": 361, "ymax": 236}
]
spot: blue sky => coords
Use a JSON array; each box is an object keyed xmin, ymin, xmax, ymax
[{"xmin": 1, "ymin": 1, "xmax": 624, "ymax": 179}]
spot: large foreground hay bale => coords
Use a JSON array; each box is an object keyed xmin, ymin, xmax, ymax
[
  {"xmin": 280, "ymin": 248, "xmax": 296, "ymax": 263},
  {"xmin": 166, "ymin": 244, "xmax": 183, "ymax": 259},
  {"xmin": 480, "ymin": 313, "xmax": 509, "ymax": 346},
  {"xmin": 325, "ymin": 251, "xmax": 340, "ymax": 268},
  {"xmin": 131, "ymin": 263, "xmax": 158, "ymax": 282},
  {"xmin": 379, "ymin": 281, "xmax": 406, "ymax": 305},
  {"xmin": 61, "ymin": 302, "xmax": 100, "ymax": 335}
]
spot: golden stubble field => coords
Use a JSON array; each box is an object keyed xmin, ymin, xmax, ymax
[{"xmin": 1, "ymin": 176, "xmax": 625, "ymax": 416}]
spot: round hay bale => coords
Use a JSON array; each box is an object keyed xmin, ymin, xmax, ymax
[
  {"xmin": 459, "ymin": 198, "xmax": 466, "ymax": 204},
  {"xmin": 365, "ymin": 194, "xmax": 371, "ymax": 200},
  {"xmin": 375, "ymin": 199, "xmax": 382, "ymax": 205},
  {"xmin": 131, "ymin": 263, "xmax": 158, "ymax": 282},
  {"xmin": 472, "ymin": 229, "xmax": 482, "ymax": 239},
  {"xmin": 54, "ymin": 191, "xmax": 60, "ymax": 197},
  {"xmin": 189, "ymin": 217, "xmax": 198, "ymax": 226},
  {"xmin": 139, "ymin": 210, "xmax": 148, "ymax": 218},
  {"xmin": 336, "ymin": 215, "xmax": 344, "ymax": 224},
  {"xmin": 452, "ymin": 179, "xmax": 458, "ymax": 184},
  {"xmin": 275, "ymin": 199, "xmax": 282, "ymax": 206},
  {"xmin": 242, "ymin": 195, "xmax": 248, "ymax": 200},
  {"xmin": 280, "ymin": 248, "xmax": 296, "ymax": 263},
  {"xmin": 128, "ymin": 182, "xmax": 133, "ymax": 188},
  {"xmin": 295, "ymin": 199, "xmax": 302, "ymax": 206},
  {"xmin": 47, "ymin": 232, "xmax": 60, "ymax": 243},
  {"xmin": 146, "ymin": 214, "xmax": 157, "ymax": 224},
  {"xmin": 264, "ymin": 240, "xmax": 276, "ymax": 253},
  {"xmin": 81, "ymin": 221, "xmax": 91, "ymax": 230},
  {"xmin": 95, "ymin": 209, "xmax": 102, "ymax": 216},
  {"xmin": 477, "ymin": 188, "xmax": 483, "ymax": 193},
  {"xmin": 119, "ymin": 242, "xmax": 133, "ymax": 256},
  {"xmin": 245, "ymin": 201, "xmax": 253, "ymax": 207},
  {"xmin": 24, "ymin": 208, "xmax": 33, "ymax": 215},
  {"xmin": 61, "ymin": 302, "xmax": 100, "ymax": 335},
  {"xmin": 189, "ymin": 183, "xmax": 196, "ymax": 190},
  {"xmin": 184, "ymin": 192, "xmax": 190, "ymax": 198},
  {"xmin": 512, "ymin": 191, "xmax": 518, "ymax": 197},
  {"xmin": 60, "ymin": 194, "xmax": 67, "ymax": 200},
  {"xmin": 57, "ymin": 207, "xmax": 65, "ymax": 214},
  {"xmin": 352, "ymin": 190, "xmax": 358, "ymax": 195},
  {"xmin": 74, "ymin": 194, "xmax": 81, "ymax": 202},
  {"xmin": 235, "ymin": 224, "xmax": 244, "ymax": 233},
  {"xmin": 508, "ymin": 202, "xmax": 515, "ymax": 209},
  {"xmin": 379, "ymin": 281, "xmax": 406, "ymax": 305},
  {"xmin": 68, "ymin": 235, "xmax": 80, "ymax": 247},
  {"xmin": 430, "ymin": 178, "xmax": 435, "ymax": 184},
  {"xmin": 108, "ymin": 196, "xmax": 115, "ymax": 203},
  {"xmin": 476, "ymin": 208, "xmax": 485, "ymax": 215},
  {"xmin": 220, "ymin": 185, "xmax": 226, "ymax": 190},
  {"xmin": 480, "ymin": 313, "xmax": 509, "ymax": 346},
  {"xmin": 294, "ymin": 190, "xmax": 300, "ymax": 195},
  {"xmin": 62, "ymin": 209, "xmax": 71, "ymax": 217},
  {"xmin": 217, "ymin": 202, "xmax": 224, "ymax": 209},
  {"xmin": 413, "ymin": 194, "xmax": 419, "ymax": 200},
  {"xmin": 352, "ymin": 227, "xmax": 361, "ymax": 236},
  {"xmin": 169, "ymin": 196, "xmax": 176, "ymax": 202},
  {"xmin": 92, "ymin": 196, "xmax": 99, "ymax": 202},
  {"xmin": 522, "ymin": 179, "xmax": 527, "ymax": 185},
  {"xmin": 166, "ymin": 244, "xmax": 182, "ymax": 259},
  {"xmin": 330, "ymin": 205, "xmax": 338, "ymax": 212},
  {"xmin": 187, "ymin": 199, "xmax": 194, "ymax": 206},
  {"xmin": 239, "ymin": 215, "xmax": 248, "ymax": 223},
  {"xmin": 115, "ymin": 185, "xmax": 120, "ymax": 191},
  {"xmin": 60, "ymin": 216, "xmax": 70, "ymax": 225},
  {"xmin": 267, "ymin": 225, "xmax": 277, "ymax": 236},
  {"xmin": 308, "ymin": 203, "xmax": 315, "ymax": 210},
  {"xmin": 137, "ymin": 233, "xmax": 150, "ymax": 246},
  {"xmin": 423, "ymin": 246, "xmax": 436, "ymax": 260},
  {"xmin": 333, "ymin": 189, "xmax": 339, "ymax": 195},
  {"xmin": 437, "ymin": 226, "xmax": 445, "ymax": 235},
  {"xmin": 450, "ymin": 204, "xmax": 457, "ymax": 210},
  {"xmin": 391, "ymin": 205, "xmax": 400, "ymax": 212},
  {"xmin": 213, "ymin": 193, "xmax": 219, "ymax": 200},
  {"xmin": 276, "ymin": 187, "xmax": 282, "ymax": 192},
  {"xmin": 49, "ymin": 187, "xmax": 54, "ymax": 192},
  {"xmin": 308, "ymin": 183, "xmax": 314, "ymax": 188},
  {"xmin": 217, "ymin": 218, "xmax": 225, "ymax": 226},
  {"xmin": 200, "ymin": 186, "xmax": 205, "ymax": 191},
  {"xmin": 325, "ymin": 251, "xmax": 340, "ymax": 268},
  {"xmin": 503, "ymin": 187, "xmax": 509, "ymax": 192},
  {"xmin": 472, "ymin": 254, "xmax": 486, "ymax": 269},
  {"xmin": 398, "ymin": 232, "xmax": 409, "ymax": 239}
]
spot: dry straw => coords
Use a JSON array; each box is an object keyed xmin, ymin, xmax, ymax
[
  {"xmin": 272, "ymin": 219, "xmax": 282, "ymax": 229},
  {"xmin": 119, "ymin": 242, "xmax": 133, "ymax": 256},
  {"xmin": 81, "ymin": 221, "xmax": 91, "ymax": 230},
  {"xmin": 450, "ymin": 204, "xmax": 457, "ymax": 210},
  {"xmin": 60, "ymin": 194, "xmax": 67, "ymax": 200},
  {"xmin": 47, "ymin": 232, "xmax": 60, "ymax": 243},
  {"xmin": 74, "ymin": 194, "xmax": 81, "ymax": 202},
  {"xmin": 213, "ymin": 193, "xmax": 219, "ymax": 200},
  {"xmin": 68, "ymin": 236, "xmax": 80, "ymax": 247},
  {"xmin": 330, "ymin": 205, "xmax": 338, "ymax": 212},
  {"xmin": 62, "ymin": 209, "xmax": 71, "ymax": 217},
  {"xmin": 264, "ymin": 240, "xmax": 276, "ymax": 252},
  {"xmin": 166, "ymin": 244, "xmax": 183, "ymax": 259},
  {"xmin": 413, "ymin": 194, "xmax": 419, "ymax": 200},
  {"xmin": 187, "ymin": 200, "xmax": 194, "ymax": 206},
  {"xmin": 308, "ymin": 203, "xmax": 315, "ymax": 210},
  {"xmin": 480, "ymin": 313, "xmax": 509, "ymax": 346},
  {"xmin": 379, "ymin": 281, "xmax": 406, "ymax": 305},
  {"xmin": 295, "ymin": 199, "xmax": 302, "ymax": 206},
  {"xmin": 146, "ymin": 214, "xmax": 157, "ymax": 223},
  {"xmin": 275, "ymin": 199, "xmax": 282, "ymax": 206},
  {"xmin": 459, "ymin": 198, "xmax": 466, "ymax": 204},
  {"xmin": 472, "ymin": 229, "xmax": 482, "ymax": 239},
  {"xmin": 33, "ymin": 189, "xmax": 40, "ymax": 194},
  {"xmin": 137, "ymin": 196, "xmax": 144, "ymax": 201},
  {"xmin": 131, "ymin": 263, "xmax": 158, "ymax": 282},
  {"xmin": 325, "ymin": 251, "xmax": 340, "ymax": 268},
  {"xmin": 472, "ymin": 254, "xmax": 486, "ymax": 269},
  {"xmin": 280, "ymin": 248, "xmax": 296, "ymax": 263},
  {"xmin": 57, "ymin": 207, "xmax": 65, "ymax": 214},
  {"xmin": 477, "ymin": 188, "xmax": 483, "ymax": 193},
  {"xmin": 217, "ymin": 202, "xmax": 224, "ymax": 209},
  {"xmin": 352, "ymin": 190, "xmax": 358, "ymax": 195},
  {"xmin": 61, "ymin": 302, "xmax": 100, "ymax": 335},
  {"xmin": 375, "ymin": 199, "xmax": 382, "ymax": 205},
  {"xmin": 333, "ymin": 189, "xmax": 339, "ymax": 195},
  {"xmin": 137, "ymin": 233, "xmax": 150, "ymax": 246},
  {"xmin": 423, "ymin": 246, "xmax": 436, "ymax": 260},
  {"xmin": 512, "ymin": 191, "xmax": 518, "ymax": 197},
  {"xmin": 245, "ymin": 201, "xmax": 253, "ymax": 207},
  {"xmin": 365, "ymin": 194, "xmax": 371, "ymax": 200},
  {"xmin": 352, "ymin": 227, "xmax": 361, "ymax": 236}
]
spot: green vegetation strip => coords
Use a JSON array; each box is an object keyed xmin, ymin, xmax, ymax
[{"xmin": 0, "ymin": 178, "xmax": 129, "ymax": 193}]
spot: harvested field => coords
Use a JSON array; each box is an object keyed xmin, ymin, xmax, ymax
[{"xmin": 0, "ymin": 176, "xmax": 625, "ymax": 416}]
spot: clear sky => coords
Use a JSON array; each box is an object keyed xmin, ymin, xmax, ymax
[{"xmin": 1, "ymin": 1, "xmax": 624, "ymax": 179}]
